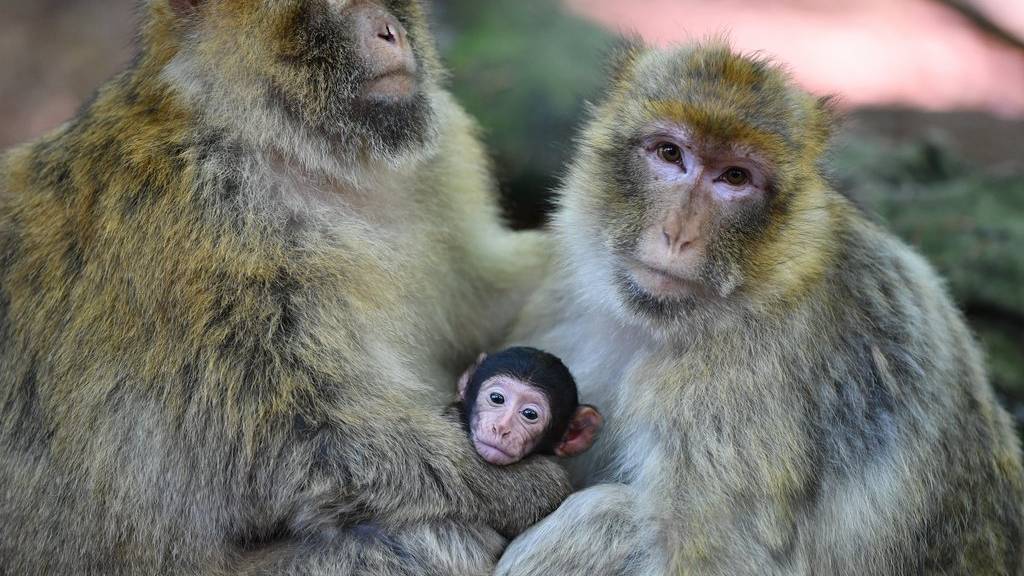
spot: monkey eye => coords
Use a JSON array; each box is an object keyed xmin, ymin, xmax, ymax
[
  {"xmin": 521, "ymin": 408, "xmax": 539, "ymax": 421},
  {"xmin": 489, "ymin": 392, "xmax": 505, "ymax": 405},
  {"xmin": 656, "ymin": 143, "xmax": 683, "ymax": 167},
  {"xmin": 720, "ymin": 167, "xmax": 751, "ymax": 186}
]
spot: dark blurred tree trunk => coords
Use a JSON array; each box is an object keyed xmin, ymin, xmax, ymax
[{"xmin": 931, "ymin": 0, "xmax": 1024, "ymax": 53}]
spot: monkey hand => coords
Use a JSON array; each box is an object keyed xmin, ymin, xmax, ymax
[
  {"xmin": 495, "ymin": 483, "xmax": 657, "ymax": 575},
  {"xmin": 468, "ymin": 453, "xmax": 573, "ymax": 539},
  {"xmin": 294, "ymin": 402, "xmax": 571, "ymax": 540}
]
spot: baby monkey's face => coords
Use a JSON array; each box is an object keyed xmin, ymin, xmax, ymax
[{"xmin": 470, "ymin": 376, "xmax": 551, "ymax": 465}]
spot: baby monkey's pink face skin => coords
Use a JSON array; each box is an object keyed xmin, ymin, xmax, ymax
[{"xmin": 470, "ymin": 376, "xmax": 552, "ymax": 465}]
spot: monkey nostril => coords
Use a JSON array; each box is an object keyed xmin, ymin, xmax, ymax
[
  {"xmin": 662, "ymin": 230, "xmax": 672, "ymax": 247},
  {"xmin": 378, "ymin": 24, "xmax": 397, "ymax": 43}
]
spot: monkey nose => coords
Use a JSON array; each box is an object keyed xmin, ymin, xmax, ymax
[
  {"xmin": 356, "ymin": 5, "xmax": 416, "ymax": 98},
  {"xmin": 363, "ymin": 8, "xmax": 409, "ymax": 53},
  {"xmin": 378, "ymin": 22, "xmax": 398, "ymax": 44},
  {"xmin": 662, "ymin": 224, "xmax": 696, "ymax": 254}
]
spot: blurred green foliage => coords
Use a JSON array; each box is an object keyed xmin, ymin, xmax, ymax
[
  {"xmin": 436, "ymin": 0, "xmax": 614, "ymax": 228},
  {"xmin": 834, "ymin": 138, "xmax": 1023, "ymax": 316}
]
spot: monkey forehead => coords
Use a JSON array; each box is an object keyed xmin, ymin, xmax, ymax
[
  {"xmin": 479, "ymin": 376, "xmax": 550, "ymax": 407},
  {"xmin": 321, "ymin": 0, "xmax": 426, "ymax": 20},
  {"xmin": 640, "ymin": 121, "xmax": 776, "ymax": 167},
  {"xmin": 617, "ymin": 43, "xmax": 811, "ymax": 157}
]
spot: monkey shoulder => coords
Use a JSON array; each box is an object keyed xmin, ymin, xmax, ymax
[
  {"xmin": 828, "ymin": 217, "xmax": 975, "ymax": 369},
  {"xmin": 799, "ymin": 216, "xmax": 1014, "ymax": 460}
]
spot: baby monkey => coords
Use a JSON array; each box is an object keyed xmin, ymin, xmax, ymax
[{"xmin": 456, "ymin": 347, "xmax": 603, "ymax": 465}]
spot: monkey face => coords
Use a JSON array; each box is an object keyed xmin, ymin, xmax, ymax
[
  {"xmin": 163, "ymin": 0, "xmax": 440, "ymax": 164},
  {"xmin": 468, "ymin": 376, "xmax": 552, "ymax": 465},
  {"xmin": 561, "ymin": 41, "xmax": 835, "ymax": 328},
  {"xmin": 624, "ymin": 125, "xmax": 773, "ymax": 303}
]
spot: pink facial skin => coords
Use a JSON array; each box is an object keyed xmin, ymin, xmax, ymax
[
  {"xmin": 628, "ymin": 125, "xmax": 772, "ymax": 300},
  {"xmin": 469, "ymin": 376, "xmax": 552, "ymax": 465}
]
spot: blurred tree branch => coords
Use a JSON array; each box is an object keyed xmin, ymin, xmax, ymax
[{"xmin": 932, "ymin": 0, "xmax": 1024, "ymax": 53}]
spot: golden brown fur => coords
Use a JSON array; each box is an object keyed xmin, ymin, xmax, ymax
[
  {"xmin": 497, "ymin": 40, "xmax": 1024, "ymax": 575},
  {"xmin": 0, "ymin": 1, "xmax": 568, "ymax": 574}
]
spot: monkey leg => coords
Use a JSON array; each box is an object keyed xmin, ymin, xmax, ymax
[
  {"xmin": 495, "ymin": 483, "xmax": 660, "ymax": 576},
  {"xmin": 227, "ymin": 522, "xmax": 505, "ymax": 576}
]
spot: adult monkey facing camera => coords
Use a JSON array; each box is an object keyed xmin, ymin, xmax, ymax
[
  {"xmin": 498, "ymin": 41, "xmax": 1024, "ymax": 575},
  {"xmin": 0, "ymin": 0, "xmax": 570, "ymax": 574}
]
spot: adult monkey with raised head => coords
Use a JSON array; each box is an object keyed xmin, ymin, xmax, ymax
[
  {"xmin": 498, "ymin": 40, "xmax": 1024, "ymax": 575},
  {"xmin": 0, "ymin": 0, "xmax": 570, "ymax": 574}
]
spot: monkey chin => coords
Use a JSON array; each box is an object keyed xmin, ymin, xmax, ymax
[
  {"xmin": 347, "ymin": 86, "xmax": 436, "ymax": 166},
  {"xmin": 613, "ymin": 267, "xmax": 721, "ymax": 331},
  {"xmin": 473, "ymin": 439, "xmax": 520, "ymax": 466}
]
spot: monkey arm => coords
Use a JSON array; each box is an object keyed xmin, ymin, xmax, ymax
[
  {"xmin": 221, "ymin": 520, "xmax": 507, "ymax": 576},
  {"xmin": 495, "ymin": 483, "xmax": 660, "ymax": 576},
  {"xmin": 290, "ymin": 394, "xmax": 572, "ymax": 539}
]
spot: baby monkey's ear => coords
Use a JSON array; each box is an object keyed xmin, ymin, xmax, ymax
[
  {"xmin": 554, "ymin": 405, "xmax": 604, "ymax": 457},
  {"xmin": 457, "ymin": 353, "xmax": 488, "ymax": 401}
]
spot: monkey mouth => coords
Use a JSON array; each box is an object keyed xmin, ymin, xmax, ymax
[
  {"xmin": 363, "ymin": 68, "xmax": 417, "ymax": 100},
  {"xmin": 473, "ymin": 439, "xmax": 518, "ymax": 465},
  {"xmin": 626, "ymin": 261, "xmax": 700, "ymax": 299}
]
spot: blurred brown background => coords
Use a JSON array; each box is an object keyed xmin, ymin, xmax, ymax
[{"xmin": 2, "ymin": 0, "xmax": 1023, "ymax": 432}]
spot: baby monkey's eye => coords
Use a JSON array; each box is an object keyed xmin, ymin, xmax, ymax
[
  {"xmin": 521, "ymin": 408, "xmax": 539, "ymax": 421},
  {"xmin": 489, "ymin": 392, "xmax": 505, "ymax": 405},
  {"xmin": 656, "ymin": 143, "xmax": 683, "ymax": 166},
  {"xmin": 721, "ymin": 167, "xmax": 750, "ymax": 186}
]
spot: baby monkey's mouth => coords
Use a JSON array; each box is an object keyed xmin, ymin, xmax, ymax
[{"xmin": 473, "ymin": 438, "xmax": 517, "ymax": 465}]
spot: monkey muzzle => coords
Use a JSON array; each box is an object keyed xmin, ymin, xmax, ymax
[{"xmin": 351, "ymin": 2, "xmax": 418, "ymax": 100}]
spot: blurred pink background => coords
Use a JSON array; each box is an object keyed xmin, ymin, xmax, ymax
[
  {"xmin": 570, "ymin": 0, "xmax": 1024, "ymax": 117},
  {"xmin": 1, "ymin": 0, "xmax": 1023, "ymax": 149}
]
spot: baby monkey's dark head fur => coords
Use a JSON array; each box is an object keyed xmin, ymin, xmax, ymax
[
  {"xmin": 463, "ymin": 347, "xmax": 579, "ymax": 455},
  {"xmin": 560, "ymin": 40, "xmax": 842, "ymax": 333},
  {"xmin": 147, "ymin": 0, "xmax": 442, "ymax": 169}
]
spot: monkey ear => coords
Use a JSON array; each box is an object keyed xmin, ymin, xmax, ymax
[
  {"xmin": 605, "ymin": 36, "xmax": 646, "ymax": 88},
  {"xmin": 811, "ymin": 95, "xmax": 842, "ymax": 143},
  {"xmin": 456, "ymin": 353, "xmax": 487, "ymax": 401},
  {"xmin": 553, "ymin": 405, "xmax": 603, "ymax": 458}
]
